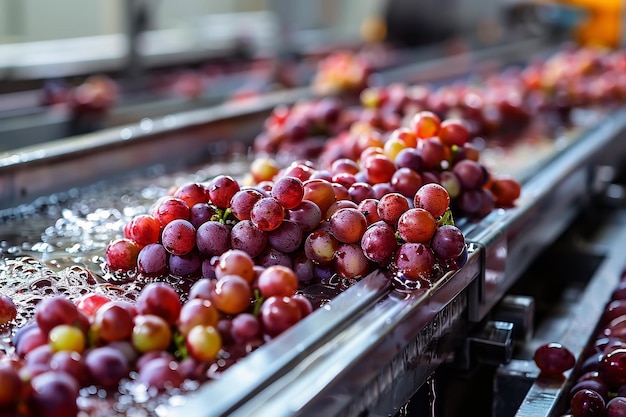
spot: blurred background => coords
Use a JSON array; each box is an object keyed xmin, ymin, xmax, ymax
[{"xmin": 0, "ymin": 0, "xmax": 619, "ymax": 149}]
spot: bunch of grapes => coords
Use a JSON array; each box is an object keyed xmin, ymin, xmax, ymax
[
  {"xmin": 0, "ymin": 249, "xmax": 311, "ymax": 417},
  {"xmin": 311, "ymin": 110, "xmax": 521, "ymax": 220}
]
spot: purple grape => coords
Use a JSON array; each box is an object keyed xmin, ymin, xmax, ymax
[
  {"xmin": 286, "ymin": 200, "xmax": 322, "ymax": 233},
  {"xmin": 256, "ymin": 247, "xmax": 293, "ymax": 269},
  {"xmin": 570, "ymin": 389, "xmax": 606, "ymax": 417},
  {"xmin": 169, "ymin": 250, "xmax": 201, "ymax": 277},
  {"xmin": 196, "ymin": 221, "xmax": 231, "ymax": 257},
  {"xmin": 230, "ymin": 220, "xmax": 267, "ymax": 258},
  {"xmin": 161, "ymin": 219, "xmax": 196, "ymax": 256},
  {"xmin": 28, "ymin": 371, "xmax": 79, "ymax": 417},
  {"xmin": 607, "ymin": 397, "xmax": 626, "ymax": 417},
  {"xmin": 190, "ymin": 203, "xmax": 216, "ymax": 228},
  {"xmin": 267, "ymin": 220, "xmax": 303, "ymax": 253},
  {"xmin": 138, "ymin": 357, "xmax": 184, "ymax": 391},
  {"xmin": 431, "ymin": 225, "xmax": 466, "ymax": 262},
  {"xmin": 231, "ymin": 313, "xmax": 261, "ymax": 343},
  {"xmin": 85, "ymin": 346, "xmax": 130, "ymax": 389},
  {"xmin": 360, "ymin": 221, "xmax": 397, "ymax": 265},
  {"xmin": 137, "ymin": 243, "xmax": 169, "ymax": 277}
]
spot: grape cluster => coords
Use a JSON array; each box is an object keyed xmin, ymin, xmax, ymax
[{"xmin": 0, "ymin": 249, "xmax": 311, "ymax": 417}]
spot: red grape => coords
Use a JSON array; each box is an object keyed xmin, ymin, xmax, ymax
[
  {"xmin": 161, "ymin": 219, "xmax": 196, "ymax": 256},
  {"xmin": 208, "ymin": 175, "xmax": 240, "ymax": 209},
  {"xmin": 533, "ymin": 342, "xmax": 576, "ymax": 376}
]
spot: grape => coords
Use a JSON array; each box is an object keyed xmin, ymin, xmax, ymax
[
  {"xmin": 453, "ymin": 159, "xmax": 487, "ymax": 189},
  {"xmin": 570, "ymin": 389, "xmax": 606, "ymax": 417},
  {"xmin": 395, "ymin": 148, "xmax": 424, "ymax": 179},
  {"xmin": 602, "ymin": 300, "xmax": 626, "ymax": 326},
  {"xmin": 35, "ymin": 296, "xmax": 81, "ymax": 335},
  {"xmin": 94, "ymin": 301, "xmax": 135, "ymax": 343},
  {"xmin": 348, "ymin": 182, "xmax": 377, "ymax": 204},
  {"xmin": 230, "ymin": 220, "xmax": 267, "ymax": 258},
  {"xmin": 0, "ymin": 364, "xmax": 21, "ymax": 408},
  {"xmin": 231, "ymin": 313, "xmax": 261, "ymax": 344},
  {"xmin": 331, "ymin": 182, "xmax": 351, "ymax": 201},
  {"xmin": 250, "ymin": 157, "xmax": 280, "ymax": 183},
  {"xmin": 169, "ymin": 250, "xmax": 201, "ymax": 277},
  {"xmin": 215, "ymin": 249, "xmax": 255, "ymax": 283},
  {"xmin": 27, "ymin": 371, "xmax": 79, "ymax": 417},
  {"xmin": 195, "ymin": 220, "xmax": 231, "ymax": 258},
  {"xmin": 126, "ymin": 214, "xmax": 161, "ymax": 247},
  {"xmin": 439, "ymin": 171, "xmax": 461, "ymax": 199},
  {"xmin": 152, "ymin": 196, "xmax": 190, "ymax": 227},
  {"xmin": 137, "ymin": 243, "xmax": 169, "ymax": 277},
  {"xmin": 357, "ymin": 198, "xmax": 381, "ymax": 226},
  {"xmin": 361, "ymin": 221, "xmax": 398, "ymax": 265},
  {"xmin": 257, "ymin": 265, "xmax": 298, "ymax": 298},
  {"xmin": 533, "ymin": 342, "xmax": 576, "ymax": 376},
  {"xmin": 286, "ymin": 200, "xmax": 322, "ymax": 233},
  {"xmin": 390, "ymin": 127, "xmax": 418, "ymax": 149},
  {"xmin": 600, "ymin": 348, "xmax": 626, "ymax": 389},
  {"xmin": 85, "ymin": 346, "xmax": 130, "ymax": 389},
  {"xmin": 138, "ymin": 357, "xmax": 184, "ymax": 391},
  {"xmin": 251, "ymin": 197, "xmax": 285, "ymax": 232},
  {"xmin": 364, "ymin": 154, "xmax": 395, "ymax": 184},
  {"xmin": 132, "ymin": 314, "xmax": 172, "ymax": 353},
  {"xmin": 292, "ymin": 294, "xmax": 314, "ymax": 318},
  {"xmin": 211, "ymin": 275, "xmax": 253, "ymax": 315},
  {"xmin": 189, "ymin": 278, "xmax": 216, "ymax": 301},
  {"xmin": 75, "ymin": 293, "xmax": 110, "ymax": 317},
  {"xmin": 432, "ymin": 225, "xmax": 466, "ymax": 262},
  {"xmin": 190, "ymin": 202, "xmax": 217, "ymax": 228},
  {"xmin": 607, "ymin": 397, "xmax": 626, "ymax": 417},
  {"xmin": 325, "ymin": 200, "xmax": 359, "ymax": 221},
  {"xmin": 391, "ymin": 167, "xmax": 422, "ymax": 198},
  {"xmin": 260, "ymin": 296, "xmax": 303, "ymax": 338},
  {"xmin": 272, "ymin": 176, "xmax": 305, "ymax": 209},
  {"xmin": 282, "ymin": 162, "xmax": 314, "ymax": 182},
  {"xmin": 26, "ymin": 344, "xmax": 53, "ymax": 368},
  {"xmin": 332, "ymin": 172, "xmax": 357, "ymax": 189},
  {"xmin": 570, "ymin": 379, "xmax": 608, "ymax": 401},
  {"xmin": 186, "ymin": 325, "xmax": 222, "ymax": 361},
  {"xmin": 15, "ymin": 324, "xmax": 47, "ymax": 357},
  {"xmin": 304, "ymin": 229, "xmax": 340, "ymax": 264},
  {"xmin": 397, "ymin": 208, "xmax": 436, "ymax": 243},
  {"xmin": 49, "ymin": 351, "xmax": 88, "ymax": 386},
  {"xmin": 208, "ymin": 175, "xmax": 240, "ymax": 209},
  {"xmin": 136, "ymin": 282, "xmax": 182, "ymax": 325},
  {"xmin": 439, "ymin": 118, "xmax": 470, "ymax": 146},
  {"xmin": 173, "ymin": 182, "xmax": 210, "ymax": 208},
  {"xmin": 334, "ymin": 243, "xmax": 371, "ymax": 279},
  {"xmin": 419, "ymin": 137, "xmax": 446, "ymax": 170},
  {"xmin": 393, "ymin": 242, "xmax": 436, "ymax": 281},
  {"xmin": 105, "ymin": 238, "xmax": 140, "ymax": 272},
  {"xmin": 329, "ymin": 208, "xmax": 367, "ymax": 244},
  {"xmin": 414, "ymin": 183, "xmax": 451, "ymax": 218},
  {"xmin": 0, "ymin": 295, "xmax": 17, "ymax": 326},
  {"xmin": 331, "ymin": 158, "xmax": 360, "ymax": 175},
  {"xmin": 410, "ymin": 110, "xmax": 440, "ymax": 138},
  {"xmin": 377, "ymin": 192, "xmax": 410, "ymax": 225},
  {"xmin": 303, "ymin": 179, "xmax": 336, "ymax": 215},
  {"xmin": 48, "ymin": 325, "xmax": 85, "ymax": 353},
  {"xmin": 230, "ymin": 188, "xmax": 264, "ymax": 221},
  {"xmin": 178, "ymin": 298, "xmax": 219, "ymax": 336},
  {"xmin": 267, "ymin": 220, "xmax": 304, "ymax": 253},
  {"xmin": 383, "ymin": 137, "xmax": 407, "ymax": 161},
  {"xmin": 161, "ymin": 219, "xmax": 196, "ymax": 256},
  {"xmin": 257, "ymin": 247, "xmax": 293, "ymax": 269},
  {"xmin": 456, "ymin": 189, "xmax": 483, "ymax": 215},
  {"xmin": 490, "ymin": 176, "xmax": 522, "ymax": 207}
]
